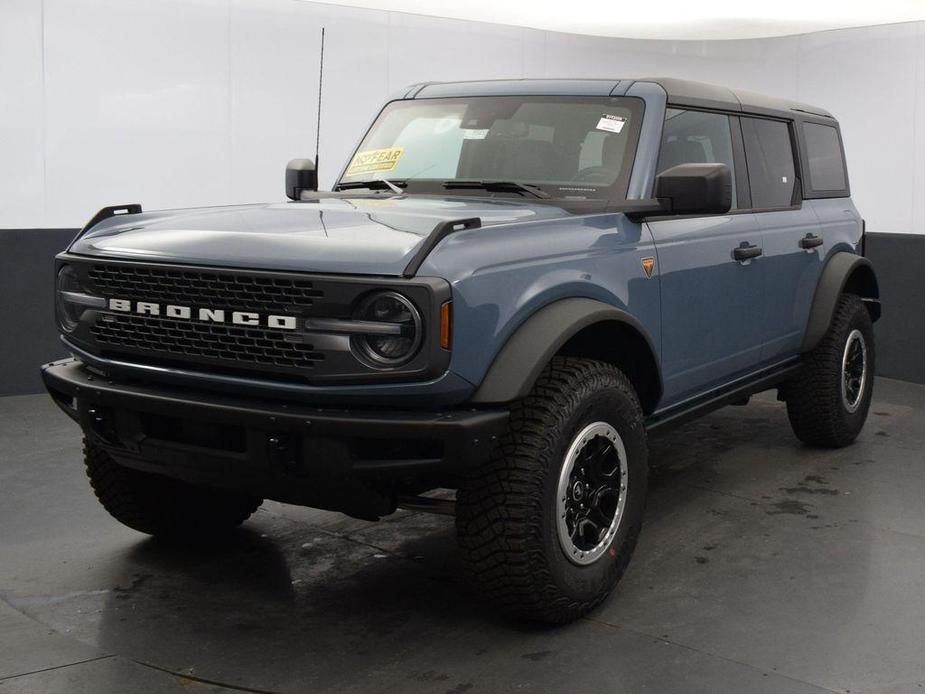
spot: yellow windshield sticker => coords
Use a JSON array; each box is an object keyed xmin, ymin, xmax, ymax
[{"xmin": 345, "ymin": 147, "xmax": 404, "ymax": 176}]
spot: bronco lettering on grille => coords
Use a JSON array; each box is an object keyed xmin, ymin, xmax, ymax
[{"xmin": 107, "ymin": 298, "xmax": 298, "ymax": 330}]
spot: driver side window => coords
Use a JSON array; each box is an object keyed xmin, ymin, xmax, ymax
[{"xmin": 658, "ymin": 108, "xmax": 737, "ymax": 208}]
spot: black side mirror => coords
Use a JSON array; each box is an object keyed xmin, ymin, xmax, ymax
[
  {"xmin": 286, "ymin": 159, "xmax": 318, "ymax": 200},
  {"xmin": 654, "ymin": 162, "xmax": 732, "ymax": 216}
]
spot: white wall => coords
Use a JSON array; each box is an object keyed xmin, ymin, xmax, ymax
[{"xmin": 0, "ymin": 0, "xmax": 921, "ymax": 233}]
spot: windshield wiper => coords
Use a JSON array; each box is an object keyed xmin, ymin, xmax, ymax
[
  {"xmin": 335, "ymin": 179, "xmax": 405, "ymax": 193},
  {"xmin": 442, "ymin": 180, "xmax": 550, "ymax": 199}
]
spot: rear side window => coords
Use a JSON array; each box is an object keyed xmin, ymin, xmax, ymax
[
  {"xmin": 802, "ymin": 122, "xmax": 847, "ymax": 192},
  {"xmin": 658, "ymin": 108, "xmax": 737, "ymax": 208},
  {"xmin": 741, "ymin": 117, "xmax": 796, "ymax": 209}
]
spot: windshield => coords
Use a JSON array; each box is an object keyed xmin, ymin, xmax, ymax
[{"xmin": 337, "ymin": 96, "xmax": 644, "ymax": 201}]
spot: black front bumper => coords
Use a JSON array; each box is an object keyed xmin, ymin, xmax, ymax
[{"xmin": 42, "ymin": 359, "xmax": 508, "ymax": 518}]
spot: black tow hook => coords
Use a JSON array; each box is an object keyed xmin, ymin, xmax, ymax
[
  {"xmin": 84, "ymin": 406, "xmax": 118, "ymax": 445},
  {"xmin": 267, "ymin": 433, "xmax": 300, "ymax": 474}
]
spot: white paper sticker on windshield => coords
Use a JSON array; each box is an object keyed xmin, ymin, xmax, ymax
[
  {"xmin": 596, "ymin": 115, "xmax": 626, "ymax": 133},
  {"xmin": 462, "ymin": 129, "xmax": 488, "ymax": 139}
]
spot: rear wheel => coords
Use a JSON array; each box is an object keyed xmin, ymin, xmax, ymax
[
  {"xmin": 85, "ymin": 440, "xmax": 262, "ymax": 538},
  {"xmin": 456, "ymin": 357, "xmax": 648, "ymax": 624},
  {"xmin": 785, "ymin": 294, "xmax": 875, "ymax": 447}
]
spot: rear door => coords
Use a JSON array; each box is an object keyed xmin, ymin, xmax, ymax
[
  {"xmin": 646, "ymin": 108, "xmax": 764, "ymax": 405},
  {"xmin": 799, "ymin": 119, "xmax": 861, "ymax": 260},
  {"xmin": 740, "ymin": 117, "xmax": 825, "ymax": 362}
]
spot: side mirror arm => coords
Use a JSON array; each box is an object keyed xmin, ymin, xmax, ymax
[{"xmin": 623, "ymin": 198, "xmax": 670, "ymax": 222}]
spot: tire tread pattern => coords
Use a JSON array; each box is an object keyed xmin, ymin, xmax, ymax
[
  {"xmin": 786, "ymin": 293, "xmax": 874, "ymax": 448},
  {"xmin": 456, "ymin": 357, "xmax": 646, "ymax": 624},
  {"xmin": 85, "ymin": 440, "xmax": 261, "ymax": 538}
]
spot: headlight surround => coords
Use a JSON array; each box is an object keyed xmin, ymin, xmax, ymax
[
  {"xmin": 56, "ymin": 265, "xmax": 84, "ymax": 333},
  {"xmin": 351, "ymin": 291, "xmax": 423, "ymax": 367}
]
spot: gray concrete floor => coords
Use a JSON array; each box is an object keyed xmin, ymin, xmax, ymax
[{"xmin": 2, "ymin": 380, "xmax": 925, "ymax": 693}]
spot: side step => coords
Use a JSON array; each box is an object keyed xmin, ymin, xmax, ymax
[{"xmin": 646, "ymin": 360, "xmax": 801, "ymax": 433}]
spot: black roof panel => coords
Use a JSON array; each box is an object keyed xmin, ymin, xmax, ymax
[
  {"xmin": 411, "ymin": 77, "xmax": 834, "ymax": 120},
  {"xmin": 646, "ymin": 78, "xmax": 832, "ymax": 118}
]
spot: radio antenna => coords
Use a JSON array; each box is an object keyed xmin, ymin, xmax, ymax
[{"xmin": 315, "ymin": 26, "xmax": 325, "ymax": 175}]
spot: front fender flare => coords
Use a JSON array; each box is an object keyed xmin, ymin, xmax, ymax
[
  {"xmin": 801, "ymin": 252, "xmax": 880, "ymax": 353},
  {"xmin": 470, "ymin": 298, "xmax": 660, "ymax": 405}
]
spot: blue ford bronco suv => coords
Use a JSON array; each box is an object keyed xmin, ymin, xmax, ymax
[{"xmin": 43, "ymin": 78, "xmax": 880, "ymax": 624}]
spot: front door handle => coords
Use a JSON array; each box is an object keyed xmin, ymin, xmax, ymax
[
  {"xmin": 799, "ymin": 233, "xmax": 824, "ymax": 249},
  {"xmin": 733, "ymin": 243, "xmax": 763, "ymax": 262}
]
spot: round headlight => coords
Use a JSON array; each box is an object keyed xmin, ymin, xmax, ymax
[
  {"xmin": 352, "ymin": 291, "xmax": 422, "ymax": 367},
  {"xmin": 56, "ymin": 265, "xmax": 84, "ymax": 332}
]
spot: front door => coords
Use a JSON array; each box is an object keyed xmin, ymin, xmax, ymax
[
  {"xmin": 648, "ymin": 214, "xmax": 765, "ymax": 405},
  {"xmin": 646, "ymin": 108, "xmax": 766, "ymax": 406}
]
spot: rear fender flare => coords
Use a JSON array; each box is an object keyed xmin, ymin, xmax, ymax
[{"xmin": 801, "ymin": 252, "xmax": 880, "ymax": 353}]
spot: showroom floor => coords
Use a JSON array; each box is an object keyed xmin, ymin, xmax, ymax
[{"xmin": 2, "ymin": 380, "xmax": 925, "ymax": 694}]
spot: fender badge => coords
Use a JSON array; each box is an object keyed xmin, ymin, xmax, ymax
[{"xmin": 641, "ymin": 257, "xmax": 656, "ymax": 279}]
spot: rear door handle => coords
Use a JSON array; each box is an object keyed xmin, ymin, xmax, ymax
[
  {"xmin": 799, "ymin": 233, "xmax": 824, "ymax": 249},
  {"xmin": 733, "ymin": 243, "xmax": 763, "ymax": 262}
]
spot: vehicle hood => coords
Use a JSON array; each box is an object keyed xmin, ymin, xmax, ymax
[{"xmin": 70, "ymin": 196, "xmax": 574, "ymax": 276}]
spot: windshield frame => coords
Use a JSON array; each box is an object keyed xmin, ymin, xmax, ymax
[{"xmin": 333, "ymin": 95, "xmax": 646, "ymax": 206}]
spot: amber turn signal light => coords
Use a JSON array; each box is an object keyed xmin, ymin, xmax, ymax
[{"xmin": 440, "ymin": 301, "xmax": 451, "ymax": 350}]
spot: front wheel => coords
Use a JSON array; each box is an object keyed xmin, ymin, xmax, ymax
[
  {"xmin": 785, "ymin": 293, "xmax": 875, "ymax": 448},
  {"xmin": 85, "ymin": 440, "xmax": 262, "ymax": 539},
  {"xmin": 456, "ymin": 357, "xmax": 649, "ymax": 624}
]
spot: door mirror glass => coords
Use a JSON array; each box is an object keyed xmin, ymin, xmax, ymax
[{"xmin": 654, "ymin": 162, "xmax": 732, "ymax": 216}]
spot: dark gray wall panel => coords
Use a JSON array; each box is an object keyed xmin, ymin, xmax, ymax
[
  {"xmin": 1, "ymin": 229, "xmax": 75, "ymax": 396},
  {"xmin": 865, "ymin": 232, "xmax": 925, "ymax": 386},
  {"xmin": 0, "ymin": 229, "xmax": 922, "ymax": 395}
]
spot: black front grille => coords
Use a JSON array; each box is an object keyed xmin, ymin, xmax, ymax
[
  {"xmin": 87, "ymin": 264, "xmax": 324, "ymax": 313},
  {"xmin": 66, "ymin": 257, "xmax": 448, "ymax": 385},
  {"xmin": 83, "ymin": 264, "xmax": 329, "ymax": 377},
  {"xmin": 91, "ymin": 314, "xmax": 325, "ymax": 370}
]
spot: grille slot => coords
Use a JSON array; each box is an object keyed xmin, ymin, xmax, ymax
[
  {"xmin": 92, "ymin": 315, "xmax": 325, "ymax": 370},
  {"xmin": 87, "ymin": 264, "xmax": 324, "ymax": 313}
]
